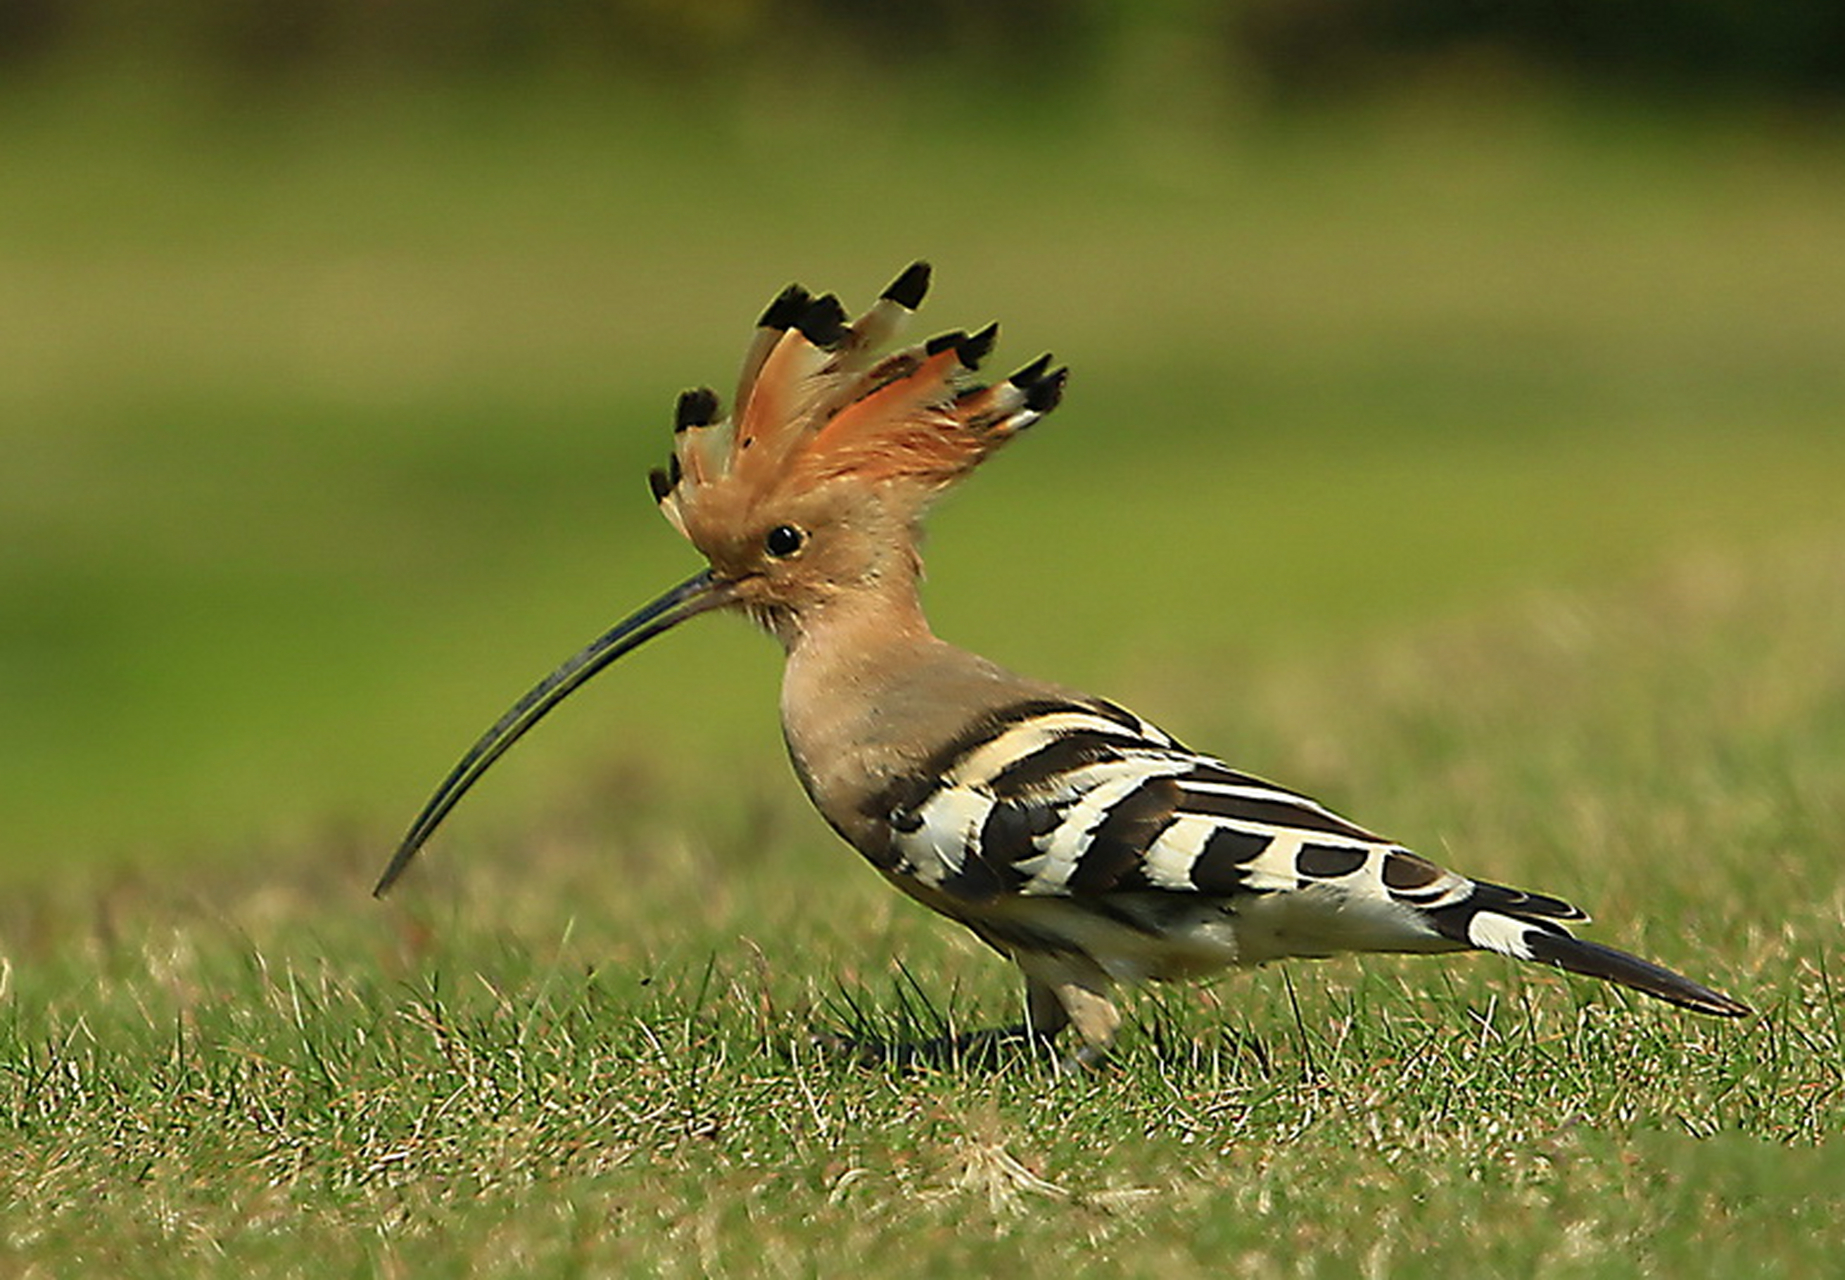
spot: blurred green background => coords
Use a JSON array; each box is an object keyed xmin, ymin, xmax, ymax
[{"xmin": 3, "ymin": 1, "xmax": 1843, "ymax": 871}]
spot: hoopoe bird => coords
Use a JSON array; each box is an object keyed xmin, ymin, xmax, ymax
[{"xmin": 375, "ymin": 262, "xmax": 1749, "ymax": 1069}]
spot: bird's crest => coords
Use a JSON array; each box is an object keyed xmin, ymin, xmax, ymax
[{"xmin": 648, "ymin": 262, "xmax": 1066, "ymax": 547}]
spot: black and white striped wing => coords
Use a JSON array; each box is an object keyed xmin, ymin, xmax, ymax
[
  {"xmin": 870, "ymin": 697, "xmax": 1748, "ymax": 1015},
  {"xmin": 877, "ymin": 696, "xmax": 1585, "ymax": 955}
]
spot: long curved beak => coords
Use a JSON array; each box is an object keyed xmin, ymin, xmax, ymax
[{"xmin": 373, "ymin": 568, "xmax": 740, "ymax": 897}]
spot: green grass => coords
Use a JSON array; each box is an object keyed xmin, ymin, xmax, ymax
[
  {"xmin": 3, "ymin": 78, "xmax": 1844, "ymax": 1274},
  {"xmin": 4, "ymin": 540, "xmax": 1842, "ymax": 1276}
]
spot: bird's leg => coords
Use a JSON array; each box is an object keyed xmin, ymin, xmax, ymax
[
  {"xmin": 1013, "ymin": 955, "xmax": 1124, "ymax": 1072},
  {"xmin": 1041, "ymin": 976, "xmax": 1123, "ymax": 1073},
  {"xmin": 1023, "ymin": 976, "xmax": 1072, "ymax": 1044}
]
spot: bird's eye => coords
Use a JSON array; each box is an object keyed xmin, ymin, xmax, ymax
[{"xmin": 764, "ymin": 524, "xmax": 806, "ymax": 558}]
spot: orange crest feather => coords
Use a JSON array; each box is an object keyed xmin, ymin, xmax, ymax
[{"xmin": 648, "ymin": 263, "xmax": 1067, "ymax": 542}]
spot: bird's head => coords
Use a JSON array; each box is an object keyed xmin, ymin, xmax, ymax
[
  {"xmin": 650, "ymin": 263, "xmax": 1063, "ymax": 639},
  {"xmin": 375, "ymin": 263, "xmax": 1065, "ymax": 892}
]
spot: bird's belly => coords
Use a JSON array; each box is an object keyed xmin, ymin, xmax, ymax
[
  {"xmin": 954, "ymin": 893, "xmax": 1248, "ymax": 984},
  {"xmin": 924, "ymin": 884, "xmax": 1459, "ymax": 986}
]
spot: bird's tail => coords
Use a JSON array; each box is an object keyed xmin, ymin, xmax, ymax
[{"xmin": 1427, "ymin": 879, "xmax": 1751, "ymax": 1017}]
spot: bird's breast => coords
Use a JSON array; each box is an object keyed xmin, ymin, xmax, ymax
[{"xmin": 778, "ymin": 633, "xmax": 1074, "ymax": 865}]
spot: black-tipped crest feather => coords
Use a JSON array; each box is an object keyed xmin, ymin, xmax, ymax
[
  {"xmin": 797, "ymin": 294, "xmax": 849, "ymax": 348},
  {"xmin": 957, "ymin": 323, "xmax": 999, "ymax": 370},
  {"xmin": 758, "ymin": 283, "xmax": 811, "ymax": 330},
  {"xmin": 674, "ymin": 387, "xmax": 721, "ymax": 431},
  {"xmin": 1024, "ymin": 366, "xmax": 1068, "ymax": 412},
  {"xmin": 1008, "ymin": 353, "xmax": 1053, "ymax": 387},
  {"xmin": 881, "ymin": 261, "xmax": 932, "ymax": 309}
]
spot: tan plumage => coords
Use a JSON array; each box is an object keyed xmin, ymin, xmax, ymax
[{"xmin": 377, "ymin": 263, "xmax": 1749, "ymax": 1070}]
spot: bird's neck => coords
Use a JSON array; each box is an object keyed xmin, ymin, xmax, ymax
[
  {"xmin": 776, "ymin": 574, "xmax": 1064, "ymax": 848},
  {"xmin": 782, "ymin": 567, "xmax": 933, "ymax": 654},
  {"xmin": 778, "ymin": 573, "xmax": 941, "ymax": 752}
]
